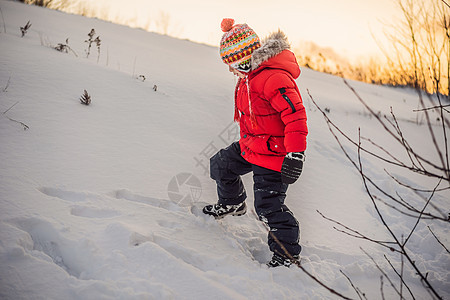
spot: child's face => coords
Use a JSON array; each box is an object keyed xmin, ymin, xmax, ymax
[{"xmin": 229, "ymin": 65, "xmax": 246, "ymax": 79}]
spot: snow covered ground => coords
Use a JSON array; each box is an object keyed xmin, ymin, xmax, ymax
[{"xmin": 0, "ymin": 1, "xmax": 449, "ymax": 299}]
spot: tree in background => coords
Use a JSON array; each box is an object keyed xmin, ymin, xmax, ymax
[
  {"xmin": 296, "ymin": 0, "xmax": 450, "ymax": 99},
  {"xmin": 379, "ymin": 0, "xmax": 450, "ymax": 97}
]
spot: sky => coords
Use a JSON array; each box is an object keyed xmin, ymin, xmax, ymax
[{"xmin": 81, "ymin": 0, "xmax": 401, "ymax": 62}]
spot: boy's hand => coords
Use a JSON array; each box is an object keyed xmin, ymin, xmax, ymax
[{"xmin": 281, "ymin": 152, "xmax": 305, "ymax": 184}]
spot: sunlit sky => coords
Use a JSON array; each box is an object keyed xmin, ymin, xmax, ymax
[{"xmin": 83, "ymin": 0, "xmax": 401, "ymax": 61}]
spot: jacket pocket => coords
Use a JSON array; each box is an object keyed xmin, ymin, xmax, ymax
[
  {"xmin": 267, "ymin": 136, "xmax": 286, "ymax": 154},
  {"xmin": 243, "ymin": 135, "xmax": 270, "ymax": 154}
]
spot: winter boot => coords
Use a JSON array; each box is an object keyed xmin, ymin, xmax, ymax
[
  {"xmin": 202, "ymin": 202, "xmax": 247, "ymax": 219},
  {"xmin": 266, "ymin": 252, "xmax": 300, "ymax": 268}
]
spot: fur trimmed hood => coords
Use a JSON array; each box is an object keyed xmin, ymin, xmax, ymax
[{"xmin": 251, "ymin": 30, "xmax": 291, "ymax": 71}]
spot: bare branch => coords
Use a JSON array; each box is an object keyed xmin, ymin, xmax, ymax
[
  {"xmin": 2, "ymin": 76, "xmax": 11, "ymax": 92},
  {"xmin": 419, "ymin": 91, "xmax": 449, "ymax": 181},
  {"xmin": 428, "ymin": 226, "xmax": 450, "ymax": 254},
  {"xmin": 380, "ymin": 276, "xmax": 386, "ymax": 300},
  {"xmin": 389, "ymin": 107, "xmax": 425, "ymax": 170},
  {"xmin": 358, "ymin": 126, "xmax": 443, "ymax": 299},
  {"xmin": 340, "ymin": 270, "xmax": 367, "ymax": 300},
  {"xmin": 361, "ymin": 248, "xmax": 402, "ymax": 298},
  {"xmin": 384, "ymin": 254, "xmax": 416, "ymax": 300},
  {"xmin": 384, "ymin": 170, "xmax": 450, "ymax": 192},
  {"xmin": 403, "ymin": 179, "xmax": 442, "ymax": 245},
  {"xmin": 3, "ymin": 101, "xmax": 19, "ymax": 114},
  {"xmin": 4, "ymin": 115, "xmax": 29, "ymax": 130},
  {"xmin": 317, "ymin": 210, "xmax": 399, "ymax": 252},
  {"xmin": 413, "ymin": 104, "xmax": 450, "ymax": 113},
  {"xmin": 308, "ymin": 88, "xmax": 447, "ymax": 180},
  {"xmin": 309, "ymin": 89, "xmax": 449, "ymax": 223},
  {"xmin": 343, "ymin": 79, "xmax": 448, "ymax": 178},
  {"xmin": 2, "ymin": 101, "xmax": 29, "ymax": 130},
  {"xmin": 372, "ymin": 194, "xmax": 447, "ymax": 222}
]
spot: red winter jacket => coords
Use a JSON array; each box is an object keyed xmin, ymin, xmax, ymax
[{"xmin": 236, "ymin": 31, "xmax": 308, "ymax": 172}]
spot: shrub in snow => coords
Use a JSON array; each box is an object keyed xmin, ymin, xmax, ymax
[
  {"xmin": 20, "ymin": 20, "xmax": 31, "ymax": 37},
  {"xmin": 79, "ymin": 90, "xmax": 91, "ymax": 105},
  {"xmin": 85, "ymin": 28, "xmax": 101, "ymax": 62},
  {"xmin": 54, "ymin": 38, "xmax": 78, "ymax": 57}
]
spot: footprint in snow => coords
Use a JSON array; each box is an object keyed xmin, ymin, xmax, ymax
[
  {"xmin": 38, "ymin": 186, "xmax": 91, "ymax": 202},
  {"xmin": 113, "ymin": 189, "xmax": 183, "ymax": 212},
  {"xmin": 9, "ymin": 217, "xmax": 96, "ymax": 279},
  {"xmin": 129, "ymin": 232, "xmax": 154, "ymax": 246},
  {"xmin": 70, "ymin": 205, "xmax": 120, "ymax": 219}
]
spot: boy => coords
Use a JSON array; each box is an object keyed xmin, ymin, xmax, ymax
[{"xmin": 203, "ymin": 19, "xmax": 308, "ymax": 268}]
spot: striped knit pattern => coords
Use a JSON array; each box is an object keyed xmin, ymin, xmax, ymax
[{"xmin": 220, "ymin": 23, "xmax": 260, "ymax": 72}]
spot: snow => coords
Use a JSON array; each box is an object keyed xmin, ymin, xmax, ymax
[{"xmin": 0, "ymin": 1, "xmax": 449, "ymax": 299}]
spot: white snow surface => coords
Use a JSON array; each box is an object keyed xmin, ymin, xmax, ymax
[{"xmin": 0, "ymin": 1, "xmax": 449, "ymax": 299}]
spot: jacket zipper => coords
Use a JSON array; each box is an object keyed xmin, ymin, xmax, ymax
[{"xmin": 279, "ymin": 88, "xmax": 296, "ymax": 113}]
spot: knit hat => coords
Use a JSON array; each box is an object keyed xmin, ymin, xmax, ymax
[{"xmin": 220, "ymin": 18, "xmax": 261, "ymax": 73}]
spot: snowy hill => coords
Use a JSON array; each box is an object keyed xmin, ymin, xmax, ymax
[{"xmin": 0, "ymin": 1, "xmax": 448, "ymax": 299}]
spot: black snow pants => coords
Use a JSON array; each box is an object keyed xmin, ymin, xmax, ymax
[{"xmin": 210, "ymin": 142, "xmax": 301, "ymax": 257}]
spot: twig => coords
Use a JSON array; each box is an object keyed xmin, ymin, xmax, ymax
[
  {"xmin": 380, "ymin": 276, "xmax": 386, "ymax": 300},
  {"xmin": 372, "ymin": 194, "xmax": 445, "ymax": 221},
  {"xmin": 384, "ymin": 254, "xmax": 415, "ymax": 300},
  {"xmin": 384, "ymin": 170, "xmax": 450, "ymax": 192},
  {"xmin": 357, "ymin": 129, "xmax": 443, "ymax": 299},
  {"xmin": 431, "ymin": 94, "xmax": 450, "ymax": 180},
  {"xmin": 3, "ymin": 76, "xmax": 11, "ymax": 92},
  {"xmin": 400, "ymin": 238, "xmax": 404, "ymax": 299},
  {"xmin": 361, "ymin": 248, "xmax": 402, "ymax": 298},
  {"xmin": 361, "ymin": 136, "xmax": 403, "ymax": 165},
  {"xmin": 4, "ymin": 115, "xmax": 29, "ymax": 130},
  {"xmin": 317, "ymin": 210, "xmax": 399, "ymax": 252},
  {"xmin": 312, "ymin": 89, "xmax": 446, "ymax": 219},
  {"xmin": 389, "ymin": 107, "xmax": 425, "ymax": 170},
  {"xmin": 3, "ymin": 101, "xmax": 19, "ymax": 114},
  {"xmin": 417, "ymin": 89, "xmax": 449, "ymax": 182},
  {"xmin": 309, "ymin": 88, "xmax": 445, "ymax": 299},
  {"xmin": 2, "ymin": 101, "xmax": 29, "ymax": 130},
  {"xmin": 344, "ymin": 79, "xmax": 448, "ymax": 177},
  {"xmin": 413, "ymin": 104, "xmax": 450, "ymax": 113},
  {"xmin": 340, "ymin": 270, "xmax": 367, "ymax": 300},
  {"xmin": 311, "ymin": 90, "xmax": 448, "ymax": 222},
  {"xmin": 308, "ymin": 88, "xmax": 447, "ymax": 180},
  {"xmin": 428, "ymin": 226, "xmax": 450, "ymax": 254},
  {"xmin": 403, "ymin": 179, "xmax": 441, "ymax": 246},
  {"xmin": 441, "ymin": 0, "xmax": 450, "ymax": 9},
  {"xmin": 358, "ymin": 139, "xmax": 442, "ymax": 299}
]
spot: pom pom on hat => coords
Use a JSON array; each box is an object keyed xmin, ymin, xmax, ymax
[{"xmin": 221, "ymin": 18, "xmax": 235, "ymax": 32}]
